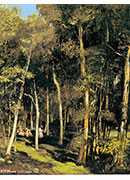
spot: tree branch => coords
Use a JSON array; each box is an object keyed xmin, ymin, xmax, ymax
[
  {"xmin": 106, "ymin": 44, "xmax": 125, "ymax": 58},
  {"xmin": 24, "ymin": 93, "xmax": 36, "ymax": 106}
]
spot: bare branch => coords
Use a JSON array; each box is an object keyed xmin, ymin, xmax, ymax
[
  {"xmin": 106, "ymin": 44, "xmax": 125, "ymax": 58},
  {"xmin": 24, "ymin": 93, "xmax": 36, "ymax": 106}
]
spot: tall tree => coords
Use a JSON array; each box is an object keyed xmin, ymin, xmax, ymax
[
  {"xmin": 70, "ymin": 5, "xmax": 100, "ymax": 164},
  {"xmin": 6, "ymin": 13, "xmax": 55, "ymax": 155},
  {"xmin": 38, "ymin": 5, "xmax": 64, "ymax": 145}
]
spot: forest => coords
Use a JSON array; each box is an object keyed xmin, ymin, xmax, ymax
[{"xmin": 0, "ymin": 4, "xmax": 130, "ymax": 174}]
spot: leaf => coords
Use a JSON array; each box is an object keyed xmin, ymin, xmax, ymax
[
  {"xmin": 2, "ymin": 66, "xmax": 34, "ymax": 80},
  {"xmin": 0, "ymin": 7, "xmax": 21, "ymax": 43},
  {"xmin": 0, "ymin": 75, "xmax": 11, "ymax": 83}
]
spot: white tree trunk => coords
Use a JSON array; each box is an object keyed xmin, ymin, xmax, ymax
[
  {"xmin": 53, "ymin": 71, "xmax": 64, "ymax": 145},
  {"xmin": 46, "ymin": 88, "xmax": 50, "ymax": 136},
  {"xmin": 6, "ymin": 53, "xmax": 31, "ymax": 156},
  {"xmin": 34, "ymin": 81, "xmax": 40, "ymax": 150},
  {"xmin": 30, "ymin": 101, "xmax": 34, "ymax": 130}
]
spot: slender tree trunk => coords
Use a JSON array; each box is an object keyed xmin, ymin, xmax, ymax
[
  {"xmin": 23, "ymin": 109, "xmax": 27, "ymax": 129},
  {"xmin": 77, "ymin": 24, "xmax": 90, "ymax": 164},
  {"xmin": 8, "ymin": 114, "xmax": 11, "ymax": 139},
  {"xmin": 50, "ymin": 114, "xmax": 53, "ymax": 124},
  {"xmin": 6, "ymin": 86, "xmax": 24, "ymax": 155},
  {"xmin": 93, "ymin": 118, "xmax": 96, "ymax": 156},
  {"xmin": 53, "ymin": 71, "xmax": 64, "ymax": 145},
  {"xmin": 120, "ymin": 46, "xmax": 130, "ymax": 140},
  {"xmin": 78, "ymin": 90, "xmax": 89, "ymax": 164},
  {"xmin": 50, "ymin": 94, "xmax": 54, "ymax": 123},
  {"xmin": 105, "ymin": 94, "xmax": 109, "ymax": 110},
  {"xmin": 5, "ymin": 52, "xmax": 31, "ymax": 156},
  {"xmin": 84, "ymin": 90, "xmax": 89, "ymax": 162},
  {"xmin": 64, "ymin": 108, "xmax": 67, "ymax": 131},
  {"xmin": 79, "ymin": 25, "xmax": 86, "ymax": 77},
  {"xmin": 66, "ymin": 108, "xmax": 70, "ymax": 123},
  {"xmin": 84, "ymin": 90, "xmax": 89, "ymax": 142},
  {"xmin": 30, "ymin": 101, "xmax": 34, "ymax": 130},
  {"xmin": 34, "ymin": 81, "xmax": 40, "ymax": 150},
  {"xmin": 105, "ymin": 20, "xmax": 109, "ymax": 111},
  {"xmin": 106, "ymin": 20, "xmax": 109, "ymax": 43},
  {"xmin": 64, "ymin": 84, "xmax": 69, "ymax": 131},
  {"xmin": 46, "ymin": 88, "xmax": 50, "ymax": 136},
  {"xmin": 97, "ymin": 91, "xmax": 103, "ymax": 140},
  {"xmin": 2, "ymin": 120, "xmax": 6, "ymax": 146},
  {"xmin": 8, "ymin": 101, "xmax": 12, "ymax": 139}
]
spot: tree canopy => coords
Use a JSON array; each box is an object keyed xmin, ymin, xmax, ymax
[{"xmin": 0, "ymin": 4, "xmax": 130, "ymax": 174}]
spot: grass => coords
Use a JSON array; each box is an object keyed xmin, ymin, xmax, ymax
[
  {"xmin": 1, "ymin": 128, "xmax": 130, "ymax": 174},
  {"xmin": 15, "ymin": 141, "xmax": 90, "ymax": 174},
  {"xmin": 14, "ymin": 129, "xmax": 130, "ymax": 174}
]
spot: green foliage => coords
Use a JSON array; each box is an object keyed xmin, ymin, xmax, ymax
[
  {"xmin": 61, "ymin": 39, "xmax": 79, "ymax": 58},
  {"xmin": 0, "ymin": 6, "xmax": 21, "ymax": 43},
  {"xmin": 0, "ymin": 5, "xmax": 130, "ymax": 174},
  {"xmin": 0, "ymin": 59, "xmax": 4, "ymax": 65},
  {"xmin": 37, "ymin": 5, "xmax": 62, "ymax": 23},
  {"xmin": 0, "ymin": 75, "xmax": 10, "ymax": 83},
  {"xmin": 2, "ymin": 66, "xmax": 34, "ymax": 80},
  {"xmin": 19, "ymin": 14, "xmax": 56, "ymax": 61},
  {"xmin": 70, "ymin": 5, "xmax": 100, "ymax": 25},
  {"xmin": 97, "ymin": 138, "xmax": 128, "ymax": 156}
]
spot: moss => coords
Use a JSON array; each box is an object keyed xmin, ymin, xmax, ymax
[
  {"xmin": 53, "ymin": 162, "xmax": 89, "ymax": 174},
  {"xmin": 15, "ymin": 141, "xmax": 89, "ymax": 174},
  {"xmin": 15, "ymin": 142, "xmax": 52, "ymax": 163}
]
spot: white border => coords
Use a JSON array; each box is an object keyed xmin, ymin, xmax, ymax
[
  {"xmin": 0, "ymin": 175, "xmax": 129, "ymax": 179},
  {"xmin": 0, "ymin": 0, "xmax": 130, "ymax": 4}
]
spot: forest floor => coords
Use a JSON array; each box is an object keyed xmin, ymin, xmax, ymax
[
  {"xmin": 0, "ymin": 138, "xmax": 90, "ymax": 175},
  {"xmin": 1, "ymin": 129, "xmax": 130, "ymax": 174}
]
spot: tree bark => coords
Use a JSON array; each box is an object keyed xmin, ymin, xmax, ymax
[
  {"xmin": 77, "ymin": 24, "xmax": 90, "ymax": 164},
  {"xmin": 34, "ymin": 81, "xmax": 40, "ymax": 150},
  {"xmin": 8, "ymin": 114, "xmax": 11, "ymax": 139},
  {"xmin": 30, "ymin": 100, "xmax": 34, "ymax": 130},
  {"xmin": 106, "ymin": 20, "xmax": 109, "ymax": 43},
  {"xmin": 79, "ymin": 25, "xmax": 86, "ymax": 77},
  {"xmin": 97, "ymin": 91, "xmax": 103, "ymax": 140},
  {"xmin": 120, "ymin": 46, "xmax": 130, "ymax": 140},
  {"xmin": 46, "ymin": 88, "xmax": 50, "ymax": 136},
  {"xmin": 50, "ymin": 94, "xmax": 54, "ymax": 123},
  {"xmin": 53, "ymin": 71, "xmax": 64, "ymax": 145},
  {"xmin": 77, "ymin": 90, "xmax": 89, "ymax": 164},
  {"xmin": 5, "ymin": 52, "xmax": 31, "ymax": 156},
  {"xmin": 105, "ymin": 94, "xmax": 109, "ymax": 110},
  {"xmin": 64, "ymin": 108, "xmax": 67, "ymax": 131},
  {"xmin": 83, "ymin": 90, "xmax": 89, "ymax": 162},
  {"xmin": 6, "ymin": 86, "xmax": 24, "ymax": 155}
]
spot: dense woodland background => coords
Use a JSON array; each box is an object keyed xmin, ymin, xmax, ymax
[{"xmin": 0, "ymin": 4, "xmax": 130, "ymax": 174}]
